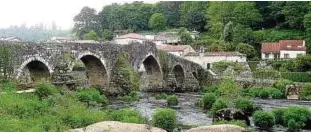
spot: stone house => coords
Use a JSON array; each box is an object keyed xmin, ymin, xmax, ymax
[
  {"xmin": 156, "ymin": 45, "xmax": 195, "ymax": 57},
  {"xmin": 184, "ymin": 52, "xmax": 247, "ymax": 69},
  {"xmin": 261, "ymin": 40, "xmax": 306, "ymax": 60},
  {"xmin": 114, "ymin": 33, "xmax": 145, "ymax": 45}
]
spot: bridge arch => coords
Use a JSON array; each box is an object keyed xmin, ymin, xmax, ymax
[
  {"xmin": 70, "ymin": 52, "xmax": 109, "ymax": 86},
  {"xmin": 16, "ymin": 56, "xmax": 53, "ymax": 83},
  {"xmin": 172, "ymin": 64, "xmax": 185, "ymax": 91},
  {"xmin": 138, "ymin": 54, "xmax": 163, "ymax": 90}
]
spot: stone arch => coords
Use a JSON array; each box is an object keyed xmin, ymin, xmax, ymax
[
  {"xmin": 16, "ymin": 56, "xmax": 53, "ymax": 83},
  {"xmin": 172, "ymin": 64, "xmax": 185, "ymax": 91},
  {"xmin": 139, "ymin": 54, "xmax": 163, "ymax": 90},
  {"xmin": 70, "ymin": 52, "xmax": 109, "ymax": 87},
  {"xmin": 192, "ymin": 72, "xmax": 198, "ymax": 80}
]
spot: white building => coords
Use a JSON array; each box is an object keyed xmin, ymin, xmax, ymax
[
  {"xmin": 261, "ymin": 40, "xmax": 306, "ymax": 60},
  {"xmin": 156, "ymin": 45, "xmax": 195, "ymax": 57},
  {"xmin": 184, "ymin": 52, "xmax": 247, "ymax": 69},
  {"xmin": 0, "ymin": 37, "xmax": 22, "ymax": 42},
  {"xmin": 49, "ymin": 37, "xmax": 72, "ymax": 43},
  {"xmin": 114, "ymin": 33, "xmax": 145, "ymax": 45}
]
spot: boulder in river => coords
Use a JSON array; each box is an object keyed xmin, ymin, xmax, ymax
[
  {"xmin": 186, "ymin": 124, "xmax": 246, "ymax": 132},
  {"xmin": 213, "ymin": 108, "xmax": 250, "ymax": 126},
  {"xmin": 71, "ymin": 121, "xmax": 166, "ymax": 132}
]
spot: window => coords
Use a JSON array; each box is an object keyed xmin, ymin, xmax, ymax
[
  {"xmin": 284, "ymin": 53, "xmax": 289, "ymax": 58},
  {"xmin": 265, "ymin": 53, "xmax": 269, "ymax": 59}
]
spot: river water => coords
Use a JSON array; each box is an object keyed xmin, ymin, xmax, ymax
[{"xmin": 110, "ymin": 92, "xmax": 311, "ymax": 131}]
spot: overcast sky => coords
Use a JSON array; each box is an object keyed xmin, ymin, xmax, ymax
[{"xmin": 0, "ymin": 0, "xmax": 157, "ymax": 29}]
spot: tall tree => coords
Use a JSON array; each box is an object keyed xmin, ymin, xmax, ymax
[
  {"xmin": 154, "ymin": 1, "xmax": 183, "ymax": 28},
  {"xmin": 222, "ymin": 21, "xmax": 233, "ymax": 42},
  {"xmin": 179, "ymin": 1, "xmax": 207, "ymax": 31},
  {"xmin": 283, "ymin": 1, "xmax": 309, "ymax": 29},
  {"xmin": 148, "ymin": 13, "xmax": 167, "ymax": 32},
  {"xmin": 269, "ymin": 1, "xmax": 286, "ymax": 28},
  {"xmin": 73, "ymin": 6, "xmax": 99, "ymax": 39},
  {"xmin": 83, "ymin": 30, "xmax": 98, "ymax": 40},
  {"xmin": 236, "ymin": 43, "xmax": 256, "ymax": 59}
]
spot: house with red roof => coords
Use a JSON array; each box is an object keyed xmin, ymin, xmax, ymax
[
  {"xmin": 261, "ymin": 40, "xmax": 306, "ymax": 60},
  {"xmin": 114, "ymin": 33, "xmax": 146, "ymax": 45}
]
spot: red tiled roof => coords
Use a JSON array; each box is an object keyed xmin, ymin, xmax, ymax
[
  {"xmin": 156, "ymin": 45, "xmax": 192, "ymax": 52},
  {"xmin": 117, "ymin": 33, "xmax": 145, "ymax": 39},
  {"xmin": 261, "ymin": 40, "xmax": 306, "ymax": 53},
  {"xmin": 261, "ymin": 43, "xmax": 280, "ymax": 53}
]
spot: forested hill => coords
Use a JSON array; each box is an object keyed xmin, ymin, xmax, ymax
[{"xmin": 73, "ymin": 1, "xmax": 311, "ymax": 60}]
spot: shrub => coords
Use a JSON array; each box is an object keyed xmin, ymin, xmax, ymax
[
  {"xmin": 259, "ymin": 89, "xmax": 269, "ymax": 99},
  {"xmin": 235, "ymin": 98, "xmax": 254, "ymax": 116},
  {"xmin": 280, "ymin": 72, "xmax": 311, "ymax": 82},
  {"xmin": 300, "ymin": 83, "xmax": 311, "ymax": 100},
  {"xmin": 272, "ymin": 108, "xmax": 285, "ymax": 125},
  {"xmin": 167, "ymin": 95, "xmax": 178, "ymax": 107},
  {"xmin": 212, "ymin": 120, "xmax": 248, "ymax": 128},
  {"xmin": 265, "ymin": 87, "xmax": 283, "ymax": 99},
  {"xmin": 76, "ymin": 88, "xmax": 108, "ymax": 107},
  {"xmin": 107, "ymin": 108, "xmax": 145, "ymax": 124},
  {"xmin": 34, "ymin": 82, "xmax": 58, "ymax": 100},
  {"xmin": 152, "ymin": 108, "xmax": 177, "ymax": 132},
  {"xmin": 283, "ymin": 106, "xmax": 311, "ymax": 130},
  {"xmin": 253, "ymin": 111, "xmax": 275, "ymax": 130},
  {"xmin": 274, "ymin": 79, "xmax": 293, "ymax": 96},
  {"xmin": 1, "ymin": 80, "xmax": 17, "ymax": 92},
  {"xmin": 118, "ymin": 91, "xmax": 141, "ymax": 102},
  {"xmin": 211, "ymin": 99, "xmax": 228, "ymax": 115},
  {"xmin": 218, "ymin": 79, "xmax": 241, "ymax": 98},
  {"xmin": 202, "ymin": 85, "xmax": 219, "ymax": 93},
  {"xmin": 202, "ymin": 93, "xmax": 216, "ymax": 110},
  {"xmin": 155, "ymin": 93, "xmax": 168, "ymax": 100},
  {"xmin": 246, "ymin": 88, "xmax": 261, "ymax": 97},
  {"xmin": 253, "ymin": 70, "xmax": 280, "ymax": 79}
]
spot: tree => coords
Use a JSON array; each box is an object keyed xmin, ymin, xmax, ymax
[
  {"xmin": 233, "ymin": 24, "xmax": 254, "ymax": 43},
  {"xmin": 101, "ymin": 29, "xmax": 113, "ymax": 41},
  {"xmin": 73, "ymin": 6, "xmax": 99, "ymax": 39},
  {"xmin": 83, "ymin": 30, "xmax": 98, "ymax": 40},
  {"xmin": 233, "ymin": 2, "xmax": 262, "ymax": 26},
  {"xmin": 269, "ymin": 1, "xmax": 286, "ymax": 28},
  {"xmin": 304, "ymin": 12, "xmax": 311, "ymax": 53},
  {"xmin": 148, "ymin": 13, "xmax": 167, "ymax": 32},
  {"xmin": 179, "ymin": 2, "xmax": 207, "ymax": 31},
  {"xmin": 153, "ymin": 1, "xmax": 183, "ymax": 28},
  {"xmin": 283, "ymin": 2, "xmax": 309, "ymax": 29},
  {"xmin": 180, "ymin": 32, "xmax": 193, "ymax": 44},
  {"xmin": 222, "ymin": 21, "xmax": 233, "ymax": 42},
  {"xmin": 235, "ymin": 43, "xmax": 256, "ymax": 59}
]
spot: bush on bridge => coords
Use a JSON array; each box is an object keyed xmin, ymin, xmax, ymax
[{"xmin": 152, "ymin": 108, "xmax": 177, "ymax": 132}]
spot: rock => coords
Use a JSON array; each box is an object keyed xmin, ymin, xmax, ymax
[
  {"xmin": 186, "ymin": 124, "xmax": 245, "ymax": 132},
  {"xmin": 213, "ymin": 108, "xmax": 250, "ymax": 126},
  {"xmin": 286, "ymin": 83, "xmax": 303, "ymax": 100},
  {"xmin": 70, "ymin": 121, "xmax": 166, "ymax": 132}
]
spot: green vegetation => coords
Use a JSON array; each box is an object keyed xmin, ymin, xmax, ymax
[
  {"xmin": 155, "ymin": 93, "xmax": 168, "ymax": 100},
  {"xmin": 148, "ymin": 13, "xmax": 167, "ymax": 32},
  {"xmin": 211, "ymin": 99, "xmax": 228, "ymax": 115},
  {"xmin": 34, "ymin": 82, "xmax": 59, "ymax": 100},
  {"xmin": 202, "ymin": 93, "xmax": 216, "ymax": 110},
  {"xmin": 218, "ymin": 79, "xmax": 241, "ymax": 99},
  {"xmin": 0, "ymin": 44, "xmax": 13, "ymax": 80},
  {"xmin": 107, "ymin": 108, "xmax": 146, "ymax": 124},
  {"xmin": 76, "ymin": 88, "xmax": 108, "ymax": 107},
  {"xmin": 117, "ymin": 91, "xmax": 141, "ymax": 102},
  {"xmin": 253, "ymin": 111, "xmax": 275, "ymax": 130},
  {"xmin": 212, "ymin": 62, "xmax": 245, "ymax": 74},
  {"xmin": 167, "ymin": 95, "xmax": 178, "ymax": 107},
  {"xmin": 152, "ymin": 108, "xmax": 177, "ymax": 132},
  {"xmin": 83, "ymin": 30, "xmax": 98, "ymax": 40},
  {"xmin": 212, "ymin": 120, "xmax": 248, "ymax": 128},
  {"xmin": 274, "ymin": 79, "xmax": 293, "ymax": 96},
  {"xmin": 235, "ymin": 98, "xmax": 254, "ymax": 116},
  {"xmin": 300, "ymin": 83, "xmax": 311, "ymax": 100}
]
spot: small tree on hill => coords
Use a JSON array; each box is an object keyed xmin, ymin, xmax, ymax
[
  {"xmin": 83, "ymin": 30, "xmax": 98, "ymax": 40},
  {"xmin": 222, "ymin": 21, "xmax": 233, "ymax": 42},
  {"xmin": 149, "ymin": 13, "xmax": 167, "ymax": 32}
]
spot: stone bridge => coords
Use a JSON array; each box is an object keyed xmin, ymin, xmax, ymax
[{"xmin": 1, "ymin": 41, "xmax": 203, "ymax": 95}]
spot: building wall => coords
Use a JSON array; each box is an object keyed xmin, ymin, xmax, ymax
[
  {"xmin": 280, "ymin": 50, "xmax": 306, "ymax": 59},
  {"xmin": 261, "ymin": 52, "xmax": 276, "ymax": 60},
  {"xmin": 114, "ymin": 38, "xmax": 144, "ymax": 45},
  {"xmin": 184, "ymin": 55, "xmax": 247, "ymax": 69},
  {"xmin": 168, "ymin": 51, "xmax": 183, "ymax": 57}
]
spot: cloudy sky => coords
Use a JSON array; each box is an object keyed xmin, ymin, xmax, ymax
[{"xmin": 0, "ymin": 0, "xmax": 157, "ymax": 29}]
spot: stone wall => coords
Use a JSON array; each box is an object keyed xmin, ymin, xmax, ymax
[{"xmin": 0, "ymin": 41, "xmax": 203, "ymax": 94}]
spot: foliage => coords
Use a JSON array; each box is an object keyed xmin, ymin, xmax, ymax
[
  {"xmin": 101, "ymin": 29, "xmax": 113, "ymax": 41},
  {"xmin": 83, "ymin": 30, "xmax": 98, "ymax": 40},
  {"xmin": 253, "ymin": 70, "xmax": 281, "ymax": 79},
  {"xmin": 245, "ymin": 88, "xmax": 262, "ymax": 97},
  {"xmin": 253, "ymin": 111, "xmax": 275, "ymax": 130},
  {"xmin": 235, "ymin": 98, "xmax": 254, "ymax": 115},
  {"xmin": 152, "ymin": 108, "xmax": 177, "ymax": 132},
  {"xmin": 75, "ymin": 88, "xmax": 108, "ymax": 107},
  {"xmin": 107, "ymin": 108, "xmax": 146, "ymax": 124},
  {"xmin": 235, "ymin": 43, "xmax": 256, "ymax": 59},
  {"xmin": 212, "ymin": 62, "xmax": 244, "ymax": 73},
  {"xmin": 149, "ymin": 13, "xmax": 167, "ymax": 32},
  {"xmin": 272, "ymin": 108, "xmax": 285, "ymax": 125},
  {"xmin": 155, "ymin": 93, "xmax": 168, "ymax": 100},
  {"xmin": 202, "ymin": 85, "xmax": 218, "ymax": 94},
  {"xmin": 211, "ymin": 99, "xmax": 228, "ymax": 115},
  {"xmin": 218, "ymin": 79, "xmax": 240, "ymax": 99},
  {"xmin": 273, "ymin": 79, "xmax": 293, "ymax": 96},
  {"xmin": 259, "ymin": 89, "xmax": 270, "ymax": 99},
  {"xmin": 167, "ymin": 95, "xmax": 179, "ymax": 107},
  {"xmin": 179, "ymin": 2, "xmax": 207, "ymax": 31},
  {"xmin": 248, "ymin": 61, "xmax": 259, "ymax": 71},
  {"xmin": 283, "ymin": 2, "xmax": 309, "ymax": 29},
  {"xmin": 118, "ymin": 91, "xmax": 141, "ymax": 102},
  {"xmin": 280, "ymin": 72, "xmax": 311, "ymax": 82},
  {"xmin": 283, "ymin": 106, "xmax": 311, "ymax": 130},
  {"xmin": 158, "ymin": 50, "xmax": 169, "ymax": 80},
  {"xmin": 34, "ymin": 82, "xmax": 59, "ymax": 100},
  {"xmin": 300, "ymin": 83, "xmax": 311, "ymax": 100},
  {"xmin": 222, "ymin": 21, "xmax": 233, "ymax": 42},
  {"xmin": 0, "ymin": 80, "xmax": 17, "ymax": 92},
  {"xmin": 265, "ymin": 87, "xmax": 283, "ymax": 99},
  {"xmin": 202, "ymin": 93, "xmax": 216, "ymax": 110},
  {"xmin": 115, "ymin": 53, "xmax": 140, "ymax": 92},
  {"xmin": 180, "ymin": 31, "xmax": 193, "ymax": 44},
  {"xmin": 212, "ymin": 120, "xmax": 248, "ymax": 128},
  {"xmin": 154, "ymin": 2, "xmax": 182, "ymax": 28},
  {"xmin": 73, "ymin": 6, "xmax": 99, "ymax": 39}
]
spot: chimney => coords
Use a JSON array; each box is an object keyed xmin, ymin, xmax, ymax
[{"xmin": 303, "ymin": 40, "xmax": 306, "ymax": 47}]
